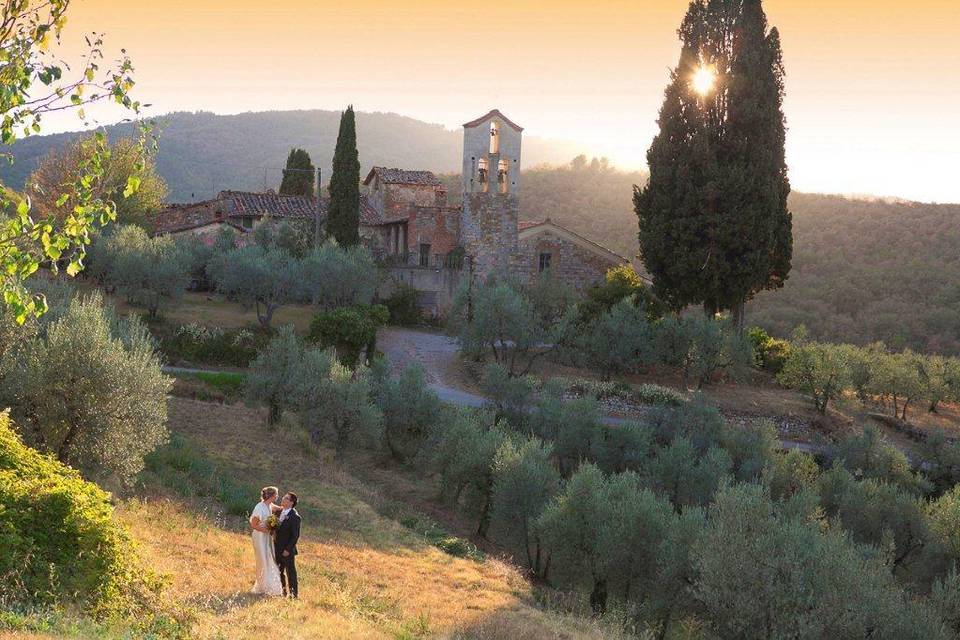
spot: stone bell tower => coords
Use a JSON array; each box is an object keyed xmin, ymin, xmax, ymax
[{"xmin": 458, "ymin": 109, "xmax": 523, "ymax": 279}]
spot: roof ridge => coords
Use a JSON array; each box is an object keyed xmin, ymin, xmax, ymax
[{"xmin": 462, "ymin": 109, "xmax": 524, "ymax": 132}]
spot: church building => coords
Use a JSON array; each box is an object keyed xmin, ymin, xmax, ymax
[
  {"xmin": 154, "ymin": 109, "xmax": 628, "ymax": 313},
  {"xmin": 362, "ymin": 109, "xmax": 628, "ymax": 305}
]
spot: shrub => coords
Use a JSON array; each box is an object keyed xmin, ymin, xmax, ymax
[
  {"xmin": 384, "ymin": 283, "xmax": 422, "ymax": 326},
  {"xmin": 308, "ymin": 304, "xmax": 389, "ymax": 367},
  {"xmin": 747, "ymin": 326, "xmax": 791, "ymax": 374},
  {"xmin": 0, "ymin": 414, "xmax": 168, "ymax": 618},
  {"xmin": 633, "ymin": 383, "xmax": 686, "ymax": 407},
  {"xmin": 163, "ymin": 323, "xmax": 264, "ymax": 367},
  {"xmin": 1, "ymin": 293, "xmax": 170, "ymax": 485}
]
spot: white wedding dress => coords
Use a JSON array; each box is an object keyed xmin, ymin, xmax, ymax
[{"xmin": 250, "ymin": 501, "xmax": 283, "ymax": 596}]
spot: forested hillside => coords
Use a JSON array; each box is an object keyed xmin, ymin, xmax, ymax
[
  {"xmin": 0, "ymin": 110, "xmax": 587, "ymax": 201},
  {"xmin": 4, "ymin": 113, "xmax": 957, "ymax": 354},
  {"xmin": 461, "ymin": 162, "xmax": 959, "ymax": 355}
]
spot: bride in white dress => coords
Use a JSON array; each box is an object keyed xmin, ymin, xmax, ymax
[{"xmin": 250, "ymin": 486, "xmax": 283, "ymax": 596}]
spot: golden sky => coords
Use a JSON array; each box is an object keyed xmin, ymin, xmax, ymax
[{"xmin": 48, "ymin": 0, "xmax": 960, "ymax": 202}]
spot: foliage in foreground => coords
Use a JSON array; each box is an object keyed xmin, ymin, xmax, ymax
[
  {"xmin": 0, "ymin": 0, "xmax": 147, "ymax": 322},
  {"xmin": 0, "ymin": 292, "xmax": 171, "ymax": 485},
  {"xmin": 0, "ymin": 414, "xmax": 183, "ymax": 633}
]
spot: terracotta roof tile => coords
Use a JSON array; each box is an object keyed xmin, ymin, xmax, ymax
[
  {"xmin": 363, "ymin": 167, "xmax": 442, "ymax": 187},
  {"xmin": 219, "ymin": 190, "xmax": 321, "ymax": 219},
  {"xmin": 156, "ymin": 191, "xmax": 382, "ymax": 234}
]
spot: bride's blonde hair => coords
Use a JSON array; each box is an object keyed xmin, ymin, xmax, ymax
[{"xmin": 261, "ymin": 486, "xmax": 278, "ymax": 501}]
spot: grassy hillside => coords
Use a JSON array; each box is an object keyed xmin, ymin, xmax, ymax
[
  {"xmin": 0, "ymin": 110, "xmax": 587, "ymax": 202},
  {"xmin": 114, "ymin": 396, "xmax": 623, "ymax": 640}
]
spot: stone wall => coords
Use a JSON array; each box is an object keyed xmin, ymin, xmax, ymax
[
  {"xmin": 408, "ymin": 206, "xmax": 460, "ymax": 256},
  {"xmin": 380, "ymin": 265, "xmax": 466, "ymax": 316},
  {"xmin": 383, "ymin": 183, "xmax": 445, "ymax": 218},
  {"xmin": 459, "ymin": 193, "xmax": 519, "ymax": 280},
  {"xmin": 516, "ymin": 229, "xmax": 620, "ymax": 291}
]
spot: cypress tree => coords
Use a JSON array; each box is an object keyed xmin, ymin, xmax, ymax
[
  {"xmin": 327, "ymin": 106, "xmax": 360, "ymax": 247},
  {"xmin": 278, "ymin": 148, "xmax": 315, "ymax": 197},
  {"xmin": 636, "ymin": 0, "xmax": 791, "ymax": 326}
]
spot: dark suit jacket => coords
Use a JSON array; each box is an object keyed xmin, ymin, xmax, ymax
[{"xmin": 274, "ymin": 508, "xmax": 301, "ymax": 558}]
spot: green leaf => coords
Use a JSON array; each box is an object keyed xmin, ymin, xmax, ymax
[{"xmin": 123, "ymin": 175, "xmax": 141, "ymax": 198}]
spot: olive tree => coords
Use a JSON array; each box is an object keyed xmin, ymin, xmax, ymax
[
  {"xmin": 829, "ymin": 426, "xmax": 927, "ymax": 494},
  {"xmin": 571, "ymin": 299, "xmax": 655, "ymax": 380},
  {"xmin": 693, "ymin": 483, "xmax": 948, "ymax": 640},
  {"xmin": 301, "ymin": 242, "xmax": 378, "ymax": 310},
  {"xmin": 420, "ymin": 408, "xmax": 508, "ymax": 537},
  {"xmin": 245, "ymin": 326, "xmax": 303, "ymax": 425},
  {"xmin": 371, "ymin": 361, "xmax": 441, "ymax": 462},
  {"xmin": 777, "ymin": 335, "xmax": 850, "ymax": 414},
  {"xmin": 209, "ymin": 245, "xmax": 305, "ymax": 328},
  {"xmin": 537, "ymin": 463, "xmax": 611, "ymax": 613},
  {"xmin": 653, "ymin": 314, "xmax": 753, "ymax": 389},
  {"xmin": 450, "ymin": 272, "xmax": 577, "ymax": 376},
  {"xmin": 597, "ymin": 472, "xmax": 674, "ymax": 607},
  {"xmin": 645, "ymin": 436, "xmax": 732, "ymax": 509},
  {"xmin": 103, "ymin": 225, "xmax": 189, "ymax": 317},
  {"xmin": 0, "ymin": 293, "xmax": 170, "ymax": 485},
  {"xmin": 489, "ymin": 436, "xmax": 561, "ymax": 581},
  {"xmin": 292, "ymin": 348, "xmax": 382, "ymax": 459}
]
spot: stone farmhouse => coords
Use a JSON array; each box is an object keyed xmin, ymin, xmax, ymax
[{"xmin": 155, "ymin": 109, "xmax": 628, "ymax": 311}]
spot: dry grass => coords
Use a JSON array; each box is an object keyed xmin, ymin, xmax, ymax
[
  {"xmin": 76, "ymin": 280, "xmax": 315, "ymax": 333},
  {"xmin": 109, "ymin": 397, "xmax": 618, "ymax": 640}
]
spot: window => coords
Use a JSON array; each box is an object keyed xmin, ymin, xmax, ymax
[
  {"xmin": 477, "ymin": 158, "xmax": 489, "ymax": 192},
  {"xmin": 241, "ymin": 216, "xmax": 254, "ymax": 230},
  {"xmin": 539, "ymin": 252, "xmax": 552, "ymax": 272},
  {"xmin": 498, "ymin": 159, "xmax": 509, "ymax": 194},
  {"xmin": 490, "ymin": 121, "xmax": 500, "ymax": 154},
  {"xmin": 420, "ymin": 243, "xmax": 431, "ymax": 268}
]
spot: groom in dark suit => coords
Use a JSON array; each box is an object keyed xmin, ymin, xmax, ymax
[{"xmin": 274, "ymin": 492, "xmax": 301, "ymax": 598}]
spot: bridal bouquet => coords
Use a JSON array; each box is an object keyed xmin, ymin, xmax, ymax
[{"xmin": 265, "ymin": 514, "xmax": 280, "ymax": 535}]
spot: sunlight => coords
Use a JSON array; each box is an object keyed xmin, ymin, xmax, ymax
[{"xmin": 692, "ymin": 65, "xmax": 716, "ymax": 96}]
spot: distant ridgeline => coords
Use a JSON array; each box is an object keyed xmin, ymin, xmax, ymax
[
  {"xmin": 3, "ymin": 111, "xmax": 957, "ymax": 355},
  {"xmin": 0, "ymin": 109, "xmax": 587, "ymax": 201}
]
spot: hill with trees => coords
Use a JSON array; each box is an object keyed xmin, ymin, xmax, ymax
[
  {"xmin": 0, "ymin": 109, "xmax": 587, "ymax": 202},
  {"xmin": 4, "ymin": 111, "xmax": 957, "ymax": 354},
  {"xmin": 450, "ymin": 163, "xmax": 960, "ymax": 356}
]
